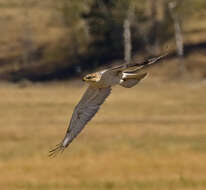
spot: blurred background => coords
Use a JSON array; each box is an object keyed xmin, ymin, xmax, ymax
[{"xmin": 0, "ymin": 0, "xmax": 206, "ymax": 190}]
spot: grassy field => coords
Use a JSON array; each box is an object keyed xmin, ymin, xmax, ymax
[{"xmin": 0, "ymin": 80, "xmax": 206, "ymax": 190}]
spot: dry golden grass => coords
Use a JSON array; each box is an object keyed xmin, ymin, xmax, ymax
[
  {"xmin": 184, "ymin": 11, "xmax": 206, "ymax": 44},
  {"xmin": 0, "ymin": 80, "xmax": 206, "ymax": 190}
]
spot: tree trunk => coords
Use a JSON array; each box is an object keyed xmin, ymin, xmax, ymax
[
  {"xmin": 168, "ymin": 1, "xmax": 187, "ymax": 75},
  {"xmin": 123, "ymin": 4, "xmax": 134, "ymax": 64}
]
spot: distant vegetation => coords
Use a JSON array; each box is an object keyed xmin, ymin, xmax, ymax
[{"xmin": 0, "ymin": 0, "xmax": 206, "ymax": 81}]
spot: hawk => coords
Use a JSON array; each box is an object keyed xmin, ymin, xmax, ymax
[{"xmin": 49, "ymin": 53, "xmax": 168, "ymax": 156}]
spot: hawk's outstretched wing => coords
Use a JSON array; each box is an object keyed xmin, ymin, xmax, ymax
[
  {"xmin": 49, "ymin": 86, "xmax": 111, "ymax": 156},
  {"xmin": 109, "ymin": 52, "xmax": 169, "ymax": 73}
]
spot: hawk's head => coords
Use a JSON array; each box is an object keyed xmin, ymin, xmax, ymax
[{"xmin": 82, "ymin": 73, "xmax": 101, "ymax": 83}]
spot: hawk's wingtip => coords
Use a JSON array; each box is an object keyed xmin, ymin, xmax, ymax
[{"xmin": 48, "ymin": 143, "xmax": 65, "ymax": 158}]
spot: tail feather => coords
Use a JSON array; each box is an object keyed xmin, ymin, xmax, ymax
[{"xmin": 120, "ymin": 73, "xmax": 147, "ymax": 88}]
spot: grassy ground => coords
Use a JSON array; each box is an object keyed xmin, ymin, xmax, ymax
[{"xmin": 0, "ymin": 80, "xmax": 206, "ymax": 190}]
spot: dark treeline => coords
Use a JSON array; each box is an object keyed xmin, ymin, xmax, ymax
[{"xmin": 0, "ymin": 0, "xmax": 206, "ymax": 81}]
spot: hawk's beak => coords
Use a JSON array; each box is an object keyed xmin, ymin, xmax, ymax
[{"xmin": 82, "ymin": 77, "xmax": 86, "ymax": 81}]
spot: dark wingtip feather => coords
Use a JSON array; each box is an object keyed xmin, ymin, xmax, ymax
[{"xmin": 48, "ymin": 143, "xmax": 65, "ymax": 158}]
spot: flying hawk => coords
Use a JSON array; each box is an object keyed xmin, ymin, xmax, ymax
[{"xmin": 49, "ymin": 53, "xmax": 168, "ymax": 156}]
